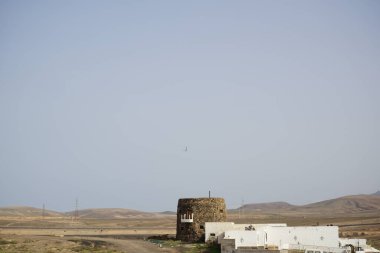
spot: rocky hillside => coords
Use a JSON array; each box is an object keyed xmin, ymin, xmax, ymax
[
  {"xmin": 238, "ymin": 194, "xmax": 380, "ymax": 214},
  {"xmin": 65, "ymin": 208, "xmax": 170, "ymax": 219},
  {"xmin": 0, "ymin": 206, "xmax": 63, "ymax": 217},
  {"xmin": 237, "ymin": 202, "xmax": 296, "ymax": 211}
]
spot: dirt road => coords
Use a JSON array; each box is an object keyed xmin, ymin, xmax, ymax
[
  {"xmin": 0, "ymin": 235, "xmax": 180, "ymax": 253},
  {"xmin": 95, "ymin": 237, "xmax": 179, "ymax": 253}
]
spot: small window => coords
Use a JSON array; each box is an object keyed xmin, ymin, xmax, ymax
[
  {"xmin": 307, "ymin": 250, "xmax": 314, "ymax": 253},
  {"xmin": 220, "ymin": 209, "xmax": 224, "ymax": 213},
  {"xmin": 200, "ymin": 225, "xmax": 204, "ymax": 229},
  {"xmin": 210, "ymin": 233, "xmax": 216, "ymax": 236},
  {"xmin": 181, "ymin": 226, "xmax": 184, "ymax": 231}
]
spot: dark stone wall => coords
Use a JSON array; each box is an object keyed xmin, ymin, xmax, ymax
[{"xmin": 176, "ymin": 198, "xmax": 227, "ymax": 242}]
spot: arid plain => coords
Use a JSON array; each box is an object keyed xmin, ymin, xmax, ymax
[{"xmin": 1, "ymin": 193, "xmax": 380, "ymax": 253}]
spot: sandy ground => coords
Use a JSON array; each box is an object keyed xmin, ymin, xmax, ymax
[
  {"xmin": 1, "ymin": 213, "xmax": 379, "ymax": 252},
  {"xmin": 0, "ymin": 216, "xmax": 183, "ymax": 252},
  {"xmin": 0, "ymin": 234, "xmax": 180, "ymax": 253},
  {"xmin": 101, "ymin": 237, "xmax": 178, "ymax": 253},
  {"xmin": 0, "ymin": 227, "xmax": 175, "ymax": 236}
]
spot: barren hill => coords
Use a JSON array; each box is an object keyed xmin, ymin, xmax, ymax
[
  {"xmin": 238, "ymin": 194, "xmax": 380, "ymax": 214},
  {"xmin": 0, "ymin": 206, "xmax": 63, "ymax": 217},
  {"xmin": 65, "ymin": 208, "xmax": 168, "ymax": 219},
  {"xmin": 239, "ymin": 202, "xmax": 296, "ymax": 211},
  {"xmin": 2, "ymin": 193, "xmax": 380, "ymax": 218},
  {"xmin": 300, "ymin": 194, "xmax": 380, "ymax": 213},
  {"xmin": 0, "ymin": 206, "xmax": 173, "ymax": 219}
]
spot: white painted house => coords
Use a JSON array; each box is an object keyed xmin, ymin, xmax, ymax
[
  {"xmin": 224, "ymin": 230, "xmax": 265, "ymax": 248},
  {"xmin": 205, "ymin": 222, "xmax": 379, "ymax": 253},
  {"xmin": 205, "ymin": 222, "xmax": 286, "ymax": 243},
  {"xmin": 264, "ymin": 226, "xmax": 339, "ymax": 250}
]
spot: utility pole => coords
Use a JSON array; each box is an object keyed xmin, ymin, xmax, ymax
[
  {"xmin": 75, "ymin": 198, "xmax": 79, "ymax": 220},
  {"xmin": 42, "ymin": 203, "xmax": 45, "ymax": 219}
]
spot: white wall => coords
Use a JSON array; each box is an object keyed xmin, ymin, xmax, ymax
[
  {"xmin": 205, "ymin": 222, "xmax": 235, "ymax": 242},
  {"xmin": 205, "ymin": 222, "xmax": 287, "ymax": 243},
  {"xmin": 205, "ymin": 222, "xmax": 250, "ymax": 242},
  {"xmin": 265, "ymin": 226, "xmax": 339, "ymax": 249},
  {"xmin": 219, "ymin": 225, "xmax": 349, "ymax": 253},
  {"xmin": 224, "ymin": 230, "xmax": 262, "ymax": 249}
]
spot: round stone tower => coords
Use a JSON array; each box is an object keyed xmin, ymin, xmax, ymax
[{"xmin": 176, "ymin": 198, "xmax": 226, "ymax": 242}]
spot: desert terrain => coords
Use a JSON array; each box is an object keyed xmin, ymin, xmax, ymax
[{"xmin": 0, "ymin": 193, "xmax": 379, "ymax": 253}]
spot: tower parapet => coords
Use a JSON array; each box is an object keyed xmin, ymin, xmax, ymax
[{"xmin": 180, "ymin": 212, "xmax": 194, "ymax": 223}]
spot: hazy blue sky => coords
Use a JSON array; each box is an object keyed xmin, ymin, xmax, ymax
[{"xmin": 1, "ymin": 0, "xmax": 379, "ymax": 212}]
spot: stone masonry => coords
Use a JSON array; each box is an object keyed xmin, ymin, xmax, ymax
[{"xmin": 176, "ymin": 198, "xmax": 227, "ymax": 242}]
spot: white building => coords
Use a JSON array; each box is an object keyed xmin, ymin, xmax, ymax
[
  {"xmin": 224, "ymin": 230, "xmax": 265, "ymax": 248},
  {"xmin": 205, "ymin": 222, "xmax": 286, "ymax": 243},
  {"xmin": 205, "ymin": 222, "xmax": 379, "ymax": 253},
  {"xmin": 264, "ymin": 226, "xmax": 339, "ymax": 250}
]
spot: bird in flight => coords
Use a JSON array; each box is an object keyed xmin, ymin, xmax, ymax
[{"xmin": 184, "ymin": 146, "xmax": 188, "ymax": 152}]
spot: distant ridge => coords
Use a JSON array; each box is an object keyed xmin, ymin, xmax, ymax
[
  {"xmin": 237, "ymin": 194, "xmax": 380, "ymax": 214},
  {"xmin": 2, "ymin": 193, "xmax": 380, "ymax": 218},
  {"xmin": 65, "ymin": 208, "xmax": 172, "ymax": 219},
  {"xmin": 0, "ymin": 206, "xmax": 63, "ymax": 217},
  {"xmin": 0, "ymin": 206, "xmax": 173, "ymax": 219},
  {"xmin": 301, "ymin": 195, "xmax": 380, "ymax": 213},
  {"xmin": 238, "ymin": 202, "xmax": 295, "ymax": 211}
]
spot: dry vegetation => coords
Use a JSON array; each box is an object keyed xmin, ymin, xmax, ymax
[
  {"xmin": 0, "ymin": 235, "xmax": 123, "ymax": 253},
  {"xmin": 1, "ymin": 212, "xmax": 379, "ymax": 252},
  {"xmin": 1, "ymin": 194, "xmax": 380, "ymax": 252}
]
